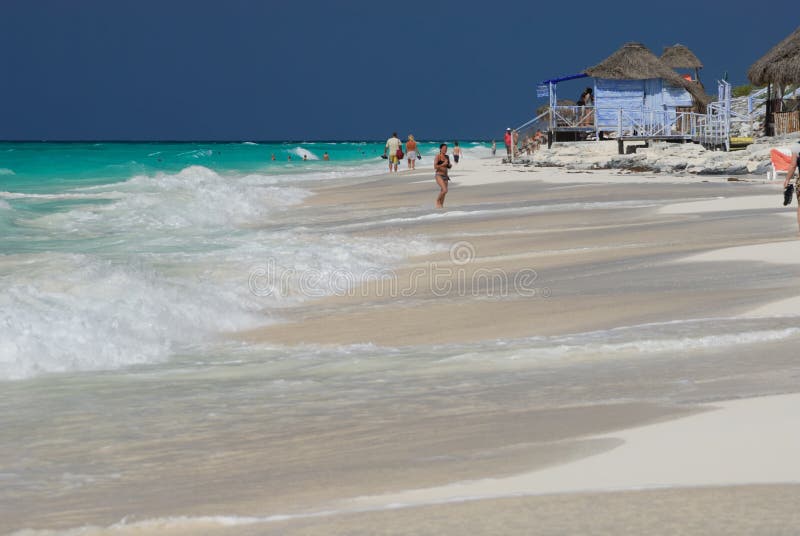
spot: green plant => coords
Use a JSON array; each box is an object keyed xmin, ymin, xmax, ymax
[{"xmin": 732, "ymin": 84, "xmax": 759, "ymax": 97}]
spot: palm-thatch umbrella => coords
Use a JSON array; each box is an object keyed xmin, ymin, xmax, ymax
[
  {"xmin": 661, "ymin": 44, "xmax": 703, "ymax": 82},
  {"xmin": 585, "ymin": 42, "xmax": 711, "ymax": 111},
  {"xmin": 748, "ymin": 26, "xmax": 800, "ymax": 87},
  {"xmin": 747, "ymin": 26, "xmax": 800, "ymax": 135}
]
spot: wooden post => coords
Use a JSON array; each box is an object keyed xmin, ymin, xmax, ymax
[{"xmin": 766, "ymin": 83, "xmax": 774, "ymax": 136}]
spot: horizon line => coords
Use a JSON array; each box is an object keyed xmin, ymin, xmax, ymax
[{"xmin": 0, "ymin": 138, "xmax": 493, "ymax": 144}]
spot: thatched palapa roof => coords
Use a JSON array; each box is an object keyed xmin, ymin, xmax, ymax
[
  {"xmin": 748, "ymin": 26, "xmax": 800, "ymax": 86},
  {"xmin": 661, "ymin": 44, "xmax": 703, "ymax": 69},
  {"xmin": 585, "ymin": 42, "xmax": 712, "ymax": 106},
  {"xmin": 586, "ymin": 42, "xmax": 688, "ymax": 82}
]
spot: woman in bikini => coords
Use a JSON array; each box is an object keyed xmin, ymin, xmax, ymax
[{"xmin": 434, "ymin": 143, "xmax": 451, "ymax": 208}]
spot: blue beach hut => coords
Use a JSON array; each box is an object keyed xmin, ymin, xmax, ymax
[
  {"xmin": 583, "ymin": 42, "xmax": 705, "ymax": 135},
  {"xmin": 540, "ymin": 42, "xmax": 710, "ymax": 142}
]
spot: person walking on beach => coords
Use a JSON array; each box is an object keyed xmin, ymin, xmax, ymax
[
  {"xmin": 782, "ymin": 142, "xmax": 800, "ymax": 233},
  {"xmin": 384, "ymin": 132, "xmax": 402, "ymax": 172},
  {"xmin": 453, "ymin": 141, "xmax": 462, "ymax": 164},
  {"xmin": 504, "ymin": 128, "xmax": 512, "ymax": 158},
  {"xmin": 406, "ymin": 135, "xmax": 418, "ymax": 170},
  {"xmin": 491, "ymin": 140, "xmax": 496, "ymax": 156},
  {"xmin": 434, "ymin": 143, "xmax": 452, "ymax": 208}
]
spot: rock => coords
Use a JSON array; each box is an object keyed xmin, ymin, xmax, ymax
[{"xmin": 513, "ymin": 138, "xmax": 772, "ymax": 176}]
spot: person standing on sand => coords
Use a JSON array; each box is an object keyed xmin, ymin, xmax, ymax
[
  {"xmin": 406, "ymin": 135, "xmax": 418, "ymax": 170},
  {"xmin": 504, "ymin": 128, "xmax": 512, "ymax": 157},
  {"xmin": 533, "ymin": 130, "xmax": 544, "ymax": 152},
  {"xmin": 577, "ymin": 87, "xmax": 593, "ymax": 126},
  {"xmin": 782, "ymin": 142, "xmax": 800, "ymax": 233},
  {"xmin": 434, "ymin": 143, "xmax": 452, "ymax": 208},
  {"xmin": 453, "ymin": 141, "xmax": 462, "ymax": 164},
  {"xmin": 384, "ymin": 132, "xmax": 402, "ymax": 172},
  {"xmin": 512, "ymin": 129, "xmax": 519, "ymax": 157},
  {"xmin": 491, "ymin": 140, "xmax": 496, "ymax": 156}
]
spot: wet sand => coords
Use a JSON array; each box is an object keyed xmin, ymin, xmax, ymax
[
  {"xmin": 253, "ymin": 484, "xmax": 800, "ymax": 536},
  {"xmin": 248, "ymin": 161, "xmax": 795, "ymax": 347}
]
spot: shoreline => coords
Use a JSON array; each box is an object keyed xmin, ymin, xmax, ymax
[
  {"xmin": 238, "ymin": 156, "xmax": 800, "ymax": 533},
  {"xmin": 8, "ymin": 154, "xmax": 800, "ymax": 535},
  {"xmin": 245, "ymin": 155, "xmax": 798, "ymax": 346}
]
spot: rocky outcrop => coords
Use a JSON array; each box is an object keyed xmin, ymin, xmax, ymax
[{"xmin": 513, "ymin": 133, "xmax": 800, "ymax": 177}]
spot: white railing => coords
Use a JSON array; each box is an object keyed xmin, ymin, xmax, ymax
[
  {"xmin": 538, "ymin": 80, "xmax": 733, "ymax": 150},
  {"xmin": 511, "ymin": 110, "xmax": 551, "ymax": 156},
  {"xmin": 514, "ymin": 110, "xmax": 549, "ymax": 133},
  {"xmin": 550, "ymin": 106, "xmax": 594, "ymax": 129},
  {"xmin": 548, "ymin": 106, "xmax": 694, "ymax": 137}
]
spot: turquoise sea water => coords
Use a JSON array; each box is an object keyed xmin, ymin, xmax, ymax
[
  {"xmin": 0, "ymin": 140, "xmax": 446, "ymax": 192},
  {"xmin": 0, "ymin": 140, "xmax": 489, "ymax": 379},
  {"xmin": 5, "ymin": 141, "xmax": 800, "ymax": 533}
]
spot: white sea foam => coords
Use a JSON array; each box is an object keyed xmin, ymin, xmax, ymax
[
  {"xmin": 176, "ymin": 149, "xmax": 212, "ymax": 158},
  {"xmin": 1, "ymin": 165, "xmax": 439, "ymax": 380},
  {"xmin": 0, "ymin": 199, "xmax": 11, "ymax": 210},
  {"xmin": 291, "ymin": 147, "xmax": 319, "ymax": 160},
  {"xmin": 525, "ymin": 328, "xmax": 800, "ymax": 360},
  {"xmin": 333, "ymin": 199, "xmax": 660, "ymax": 231},
  {"xmin": 0, "ymin": 253, "xmax": 263, "ymax": 380},
  {"xmin": 0, "ymin": 191, "xmax": 124, "ymax": 200},
  {"xmin": 0, "ymin": 231, "xmax": 436, "ymax": 380},
  {"xmin": 433, "ymin": 318, "xmax": 800, "ymax": 365},
  {"xmin": 9, "ymin": 511, "xmax": 337, "ymax": 535},
  {"xmin": 26, "ymin": 166, "xmax": 309, "ymax": 234},
  {"xmin": 459, "ymin": 144, "xmax": 493, "ymax": 159},
  {"xmin": 0, "ymin": 167, "xmax": 15, "ymax": 175}
]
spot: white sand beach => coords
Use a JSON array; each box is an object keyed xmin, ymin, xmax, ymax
[{"xmin": 7, "ymin": 153, "xmax": 800, "ymax": 536}]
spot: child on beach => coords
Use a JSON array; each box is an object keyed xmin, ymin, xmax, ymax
[{"xmin": 434, "ymin": 143, "xmax": 451, "ymax": 209}]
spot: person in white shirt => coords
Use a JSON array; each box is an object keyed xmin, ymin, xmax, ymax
[{"xmin": 384, "ymin": 132, "xmax": 402, "ymax": 173}]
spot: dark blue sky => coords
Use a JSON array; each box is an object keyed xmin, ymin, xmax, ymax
[{"xmin": 1, "ymin": 0, "xmax": 795, "ymax": 141}]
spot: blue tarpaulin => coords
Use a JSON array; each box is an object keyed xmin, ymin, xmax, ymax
[{"xmin": 540, "ymin": 73, "xmax": 589, "ymax": 85}]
